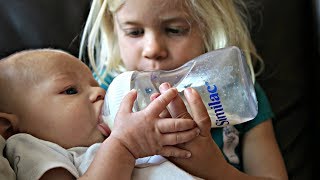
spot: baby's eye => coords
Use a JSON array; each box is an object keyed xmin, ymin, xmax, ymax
[
  {"xmin": 63, "ymin": 87, "xmax": 78, "ymax": 95},
  {"xmin": 165, "ymin": 27, "xmax": 189, "ymax": 36},
  {"xmin": 125, "ymin": 28, "xmax": 144, "ymax": 37}
]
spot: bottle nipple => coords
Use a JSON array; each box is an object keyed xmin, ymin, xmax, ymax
[{"xmin": 101, "ymin": 100, "xmax": 114, "ymax": 130}]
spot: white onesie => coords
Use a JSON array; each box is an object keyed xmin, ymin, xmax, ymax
[
  {"xmin": 0, "ymin": 136, "xmax": 15, "ymax": 180},
  {"xmin": 5, "ymin": 133, "xmax": 202, "ymax": 180}
]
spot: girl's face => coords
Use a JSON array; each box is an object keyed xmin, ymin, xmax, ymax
[{"xmin": 115, "ymin": 0, "xmax": 204, "ymax": 71}]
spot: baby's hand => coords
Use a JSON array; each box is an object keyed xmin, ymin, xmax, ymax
[{"xmin": 109, "ymin": 88, "xmax": 200, "ymax": 160}]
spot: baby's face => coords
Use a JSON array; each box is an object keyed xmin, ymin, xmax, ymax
[{"xmin": 15, "ymin": 50, "xmax": 109, "ymax": 148}]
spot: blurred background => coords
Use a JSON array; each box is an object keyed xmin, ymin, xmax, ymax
[{"xmin": 0, "ymin": 0, "xmax": 317, "ymax": 179}]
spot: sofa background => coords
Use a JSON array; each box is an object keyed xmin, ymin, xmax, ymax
[{"xmin": 0, "ymin": 0, "xmax": 316, "ymax": 179}]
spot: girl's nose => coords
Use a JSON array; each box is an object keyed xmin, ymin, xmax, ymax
[
  {"xmin": 90, "ymin": 87, "xmax": 106, "ymax": 103},
  {"xmin": 142, "ymin": 33, "xmax": 168, "ymax": 60}
]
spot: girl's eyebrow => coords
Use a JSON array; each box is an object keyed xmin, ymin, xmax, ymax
[
  {"xmin": 160, "ymin": 16, "xmax": 191, "ymax": 24},
  {"xmin": 118, "ymin": 21, "xmax": 141, "ymax": 26},
  {"xmin": 115, "ymin": 16, "xmax": 141, "ymax": 27},
  {"xmin": 116, "ymin": 14, "xmax": 191, "ymax": 27}
]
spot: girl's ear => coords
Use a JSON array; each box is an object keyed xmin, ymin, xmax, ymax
[{"xmin": 0, "ymin": 112, "xmax": 17, "ymax": 139}]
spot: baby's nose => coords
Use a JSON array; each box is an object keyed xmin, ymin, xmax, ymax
[{"xmin": 90, "ymin": 87, "xmax": 106, "ymax": 102}]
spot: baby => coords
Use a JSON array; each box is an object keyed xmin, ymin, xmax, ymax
[{"xmin": 0, "ymin": 49, "xmax": 204, "ymax": 179}]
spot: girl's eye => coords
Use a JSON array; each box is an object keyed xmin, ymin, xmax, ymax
[
  {"xmin": 63, "ymin": 87, "xmax": 78, "ymax": 95},
  {"xmin": 166, "ymin": 27, "xmax": 189, "ymax": 36},
  {"xmin": 125, "ymin": 29, "xmax": 144, "ymax": 37}
]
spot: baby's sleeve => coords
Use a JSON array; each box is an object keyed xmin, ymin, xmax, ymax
[
  {"xmin": 0, "ymin": 136, "xmax": 15, "ymax": 180},
  {"xmin": 5, "ymin": 133, "xmax": 80, "ymax": 180}
]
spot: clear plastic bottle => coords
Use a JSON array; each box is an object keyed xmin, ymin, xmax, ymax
[{"xmin": 103, "ymin": 46, "xmax": 258, "ymax": 129}]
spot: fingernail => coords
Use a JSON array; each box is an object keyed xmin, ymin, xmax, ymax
[
  {"xmin": 186, "ymin": 152, "xmax": 191, "ymax": 158},
  {"xmin": 159, "ymin": 82, "xmax": 171, "ymax": 92},
  {"xmin": 196, "ymin": 128, "xmax": 200, "ymax": 136},
  {"xmin": 184, "ymin": 88, "xmax": 193, "ymax": 99}
]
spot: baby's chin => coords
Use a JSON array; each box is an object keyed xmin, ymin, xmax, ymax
[
  {"xmin": 97, "ymin": 135, "xmax": 106, "ymax": 143},
  {"xmin": 87, "ymin": 133, "xmax": 106, "ymax": 146}
]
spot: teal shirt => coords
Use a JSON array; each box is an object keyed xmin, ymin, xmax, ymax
[
  {"xmin": 98, "ymin": 73, "xmax": 274, "ymax": 171},
  {"xmin": 211, "ymin": 83, "xmax": 274, "ymax": 170}
]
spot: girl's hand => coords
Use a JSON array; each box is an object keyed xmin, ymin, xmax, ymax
[
  {"xmin": 109, "ymin": 88, "xmax": 200, "ymax": 160},
  {"xmin": 158, "ymin": 83, "xmax": 229, "ymax": 179}
]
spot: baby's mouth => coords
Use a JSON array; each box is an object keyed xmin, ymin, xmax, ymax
[
  {"xmin": 98, "ymin": 102, "xmax": 111, "ymax": 137},
  {"xmin": 98, "ymin": 115, "xmax": 111, "ymax": 137}
]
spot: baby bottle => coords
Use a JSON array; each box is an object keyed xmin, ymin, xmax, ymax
[{"xmin": 102, "ymin": 46, "xmax": 258, "ymax": 129}]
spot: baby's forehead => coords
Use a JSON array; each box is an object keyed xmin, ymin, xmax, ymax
[
  {"xmin": 9, "ymin": 49, "xmax": 83, "ymax": 71},
  {"xmin": 1, "ymin": 49, "xmax": 68, "ymax": 70},
  {"xmin": 9, "ymin": 49, "xmax": 71, "ymax": 63},
  {"xmin": 4, "ymin": 48, "xmax": 88, "ymax": 81}
]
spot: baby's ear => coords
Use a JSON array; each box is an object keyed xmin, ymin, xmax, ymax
[{"xmin": 0, "ymin": 112, "xmax": 17, "ymax": 139}]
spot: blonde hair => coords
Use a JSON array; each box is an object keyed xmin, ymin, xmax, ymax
[{"xmin": 79, "ymin": 0, "xmax": 263, "ymax": 86}]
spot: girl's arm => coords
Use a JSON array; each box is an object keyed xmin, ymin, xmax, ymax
[
  {"xmin": 157, "ymin": 83, "xmax": 288, "ymax": 180},
  {"xmin": 241, "ymin": 119, "xmax": 288, "ymax": 180}
]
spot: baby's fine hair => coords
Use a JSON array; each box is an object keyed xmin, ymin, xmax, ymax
[{"xmin": 80, "ymin": 0, "xmax": 263, "ymax": 86}]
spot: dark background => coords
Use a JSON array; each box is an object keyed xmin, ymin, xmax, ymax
[{"xmin": 0, "ymin": 0, "xmax": 316, "ymax": 179}]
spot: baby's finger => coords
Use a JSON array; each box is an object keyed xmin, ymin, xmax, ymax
[
  {"xmin": 184, "ymin": 88, "xmax": 211, "ymax": 136},
  {"xmin": 159, "ymin": 83, "xmax": 191, "ymax": 119},
  {"xmin": 117, "ymin": 89, "xmax": 137, "ymax": 113},
  {"xmin": 145, "ymin": 88, "xmax": 178, "ymax": 115},
  {"xmin": 157, "ymin": 118, "xmax": 196, "ymax": 133},
  {"xmin": 158, "ymin": 146, "xmax": 192, "ymax": 159},
  {"xmin": 150, "ymin": 92, "xmax": 171, "ymax": 118},
  {"xmin": 161, "ymin": 127, "xmax": 200, "ymax": 145},
  {"xmin": 158, "ymin": 108, "xmax": 172, "ymax": 118},
  {"xmin": 150, "ymin": 92, "xmax": 160, "ymax": 101}
]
